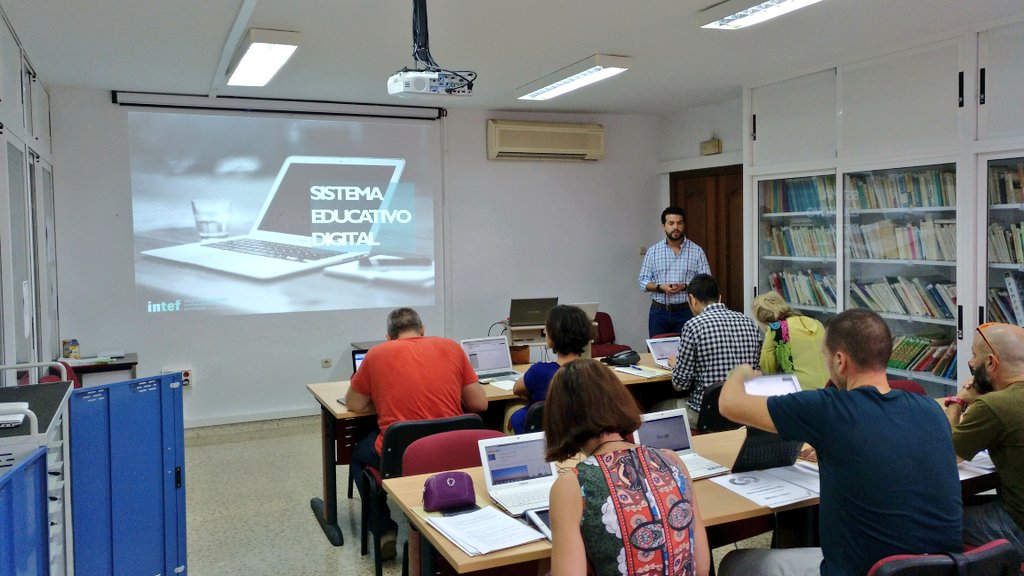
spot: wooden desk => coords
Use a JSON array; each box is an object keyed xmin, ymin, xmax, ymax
[
  {"xmin": 305, "ymin": 354, "xmax": 672, "ymax": 546},
  {"xmin": 381, "ymin": 428, "xmax": 787, "ymax": 574},
  {"xmin": 66, "ymin": 353, "xmax": 139, "ymax": 386}
]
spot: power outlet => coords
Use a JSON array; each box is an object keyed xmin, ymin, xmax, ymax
[
  {"xmin": 162, "ymin": 367, "xmax": 193, "ymax": 387},
  {"xmin": 321, "ymin": 358, "xmax": 332, "ymax": 369}
]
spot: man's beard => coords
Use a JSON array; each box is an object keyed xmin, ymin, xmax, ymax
[
  {"xmin": 665, "ymin": 230, "xmax": 683, "ymax": 241},
  {"xmin": 971, "ymin": 363, "xmax": 996, "ymax": 395}
]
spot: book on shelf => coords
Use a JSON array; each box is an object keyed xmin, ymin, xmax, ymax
[
  {"xmin": 1003, "ymin": 272, "xmax": 1024, "ymax": 327},
  {"xmin": 988, "ymin": 288, "xmax": 1015, "ymax": 324},
  {"xmin": 924, "ymin": 281, "xmax": 954, "ymax": 319}
]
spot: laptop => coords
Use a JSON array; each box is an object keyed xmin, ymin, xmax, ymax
[
  {"xmin": 351, "ymin": 349, "xmax": 368, "ymax": 374},
  {"xmin": 508, "ymin": 298, "xmax": 558, "ymax": 327},
  {"xmin": 460, "ymin": 336, "xmax": 524, "ymax": 383},
  {"xmin": 142, "ymin": 156, "xmax": 406, "ymax": 280},
  {"xmin": 478, "ymin": 432, "xmax": 557, "ymax": 516},
  {"xmin": 633, "ymin": 409, "xmax": 729, "ymax": 479},
  {"xmin": 646, "ymin": 336, "xmax": 681, "ymax": 368},
  {"xmin": 731, "ymin": 375, "xmax": 804, "ymax": 473},
  {"xmin": 566, "ymin": 302, "xmax": 599, "ymax": 321}
]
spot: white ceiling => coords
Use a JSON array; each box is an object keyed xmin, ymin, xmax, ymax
[{"xmin": 3, "ymin": 0, "xmax": 1023, "ymax": 115}]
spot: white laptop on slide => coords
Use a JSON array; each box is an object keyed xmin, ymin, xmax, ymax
[
  {"xmin": 633, "ymin": 409, "xmax": 729, "ymax": 480},
  {"xmin": 646, "ymin": 336, "xmax": 681, "ymax": 368},
  {"xmin": 478, "ymin": 432, "xmax": 557, "ymax": 516},
  {"xmin": 142, "ymin": 156, "xmax": 405, "ymax": 280},
  {"xmin": 460, "ymin": 336, "xmax": 524, "ymax": 383}
]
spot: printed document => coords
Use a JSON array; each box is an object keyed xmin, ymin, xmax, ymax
[
  {"xmin": 710, "ymin": 465, "xmax": 819, "ymax": 509},
  {"xmin": 426, "ymin": 506, "xmax": 545, "ymax": 556}
]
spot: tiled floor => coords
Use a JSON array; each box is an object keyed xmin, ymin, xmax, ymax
[{"xmin": 184, "ymin": 416, "xmax": 770, "ymax": 575}]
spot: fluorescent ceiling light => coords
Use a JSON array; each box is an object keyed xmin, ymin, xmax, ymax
[
  {"xmin": 226, "ymin": 29, "xmax": 300, "ymax": 87},
  {"xmin": 700, "ymin": 0, "xmax": 824, "ymax": 30},
  {"xmin": 518, "ymin": 54, "xmax": 631, "ymax": 101}
]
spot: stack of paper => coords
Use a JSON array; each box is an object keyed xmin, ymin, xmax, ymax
[
  {"xmin": 614, "ymin": 365, "xmax": 667, "ymax": 379},
  {"xmin": 958, "ymin": 450, "xmax": 996, "ymax": 480},
  {"xmin": 710, "ymin": 462, "xmax": 820, "ymax": 509},
  {"xmin": 426, "ymin": 506, "xmax": 545, "ymax": 556}
]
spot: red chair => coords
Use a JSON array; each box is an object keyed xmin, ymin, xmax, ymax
[
  {"xmin": 591, "ymin": 311, "xmax": 632, "ymax": 358},
  {"xmin": 866, "ymin": 538, "xmax": 1021, "ymax": 576},
  {"xmin": 889, "ymin": 379, "xmax": 927, "ymax": 395},
  {"xmin": 360, "ymin": 415, "xmax": 485, "ymax": 576},
  {"xmin": 402, "ymin": 428, "xmax": 505, "ymax": 576}
]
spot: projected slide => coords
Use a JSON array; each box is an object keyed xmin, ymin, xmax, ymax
[{"xmin": 128, "ymin": 110, "xmax": 440, "ymax": 315}]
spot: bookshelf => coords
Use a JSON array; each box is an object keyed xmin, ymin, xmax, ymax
[
  {"xmin": 844, "ymin": 163, "xmax": 957, "ymax": 393},
  {"xmin": 757, "ymin": 174, "xmax": 837, "ymax": 322},
  {"xmin": 985, "ymin": 156, "xmax": 1024, "ymax": 325}
]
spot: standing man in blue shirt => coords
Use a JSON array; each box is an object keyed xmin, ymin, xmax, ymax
[{"xmin": 639, "ymin": 206, "xmax": 711, "ymax": 337}]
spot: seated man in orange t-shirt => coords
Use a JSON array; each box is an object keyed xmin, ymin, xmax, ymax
[{"xmin": 346, "ymin": 307, "xmax": 488, "ymax": 560}]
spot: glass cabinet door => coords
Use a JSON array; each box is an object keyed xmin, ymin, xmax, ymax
[
  {"xmin": 757, "ymin": 174, "xmax": 837, "ymax": 323},
  {"xmin": 844, "ymin": 163, "xmax": 957, "ymax": 394},
  {"xmin": 984, "ymin": 156, "xmax": 1024, "ymax": 325}
]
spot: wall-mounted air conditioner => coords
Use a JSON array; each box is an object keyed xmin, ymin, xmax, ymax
[{"xmin": 486, "ymin": 119, "xmax": 605, "ymax": 161}]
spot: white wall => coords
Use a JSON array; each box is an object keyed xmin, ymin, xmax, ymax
[
  {"xmin": 50, "ymin": 89, "xmax": 665, "ymax": 427},
  {"xmin": 658, "ymin": 97, "xmax": 743, "ymax": 164}
]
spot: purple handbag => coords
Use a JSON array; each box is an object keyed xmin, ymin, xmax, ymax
[{"xmin": 422, "ymin": 471, "xmax": 475, "ymax": 512}]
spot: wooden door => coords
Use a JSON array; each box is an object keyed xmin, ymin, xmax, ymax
[{"xmin": 670, "ymin": 166, "xmax": 744, "ymax": 312}]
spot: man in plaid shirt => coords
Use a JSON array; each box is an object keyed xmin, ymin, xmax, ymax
[
  {"xmin": 638, "ymin": 206, "xmax": 711, "ymax": 337},
  {"xmin": 668, "ymin": 273, "xmax": 762, "ymax": 423}
]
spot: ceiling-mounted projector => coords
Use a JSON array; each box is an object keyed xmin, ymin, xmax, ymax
[
  {"xmin": 387, "ymin": 70, "xmax": 472, "ymax": 97},
  {"xmin": 388, "ymin": 0, "xmax": 476, "ymax": 98}
]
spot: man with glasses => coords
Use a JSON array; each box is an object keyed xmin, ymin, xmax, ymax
[{"xmin": 945, "ymin": 321, "xmax": 1024, "ymax": 557}]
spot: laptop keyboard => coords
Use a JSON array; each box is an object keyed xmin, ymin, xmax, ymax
[
  {"xmin": 734, "ymin": 442, "xmax": 800, "ymax": 472},
  {"xmin": 206, "ymin": 238, "xmax": 341, "ymax": 262},
  {"xmin": 495, "ymin": 488, "xmax": 549, "ymax": 510},
  {"xmin": 680, "ymin": 453, "xmax": 728, "ymax": 479},
  {"xmin": 481, "ymin": 371, "xmax": 520, "ymax": 381}
]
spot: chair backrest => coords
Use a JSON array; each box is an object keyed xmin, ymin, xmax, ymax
[
  {"xmin": 594, "ymin": 312, "xmax": 616, "ymax": 345},
  {"xmin": 379, "ymin": 414, "xmax": 485, "ymax": 479},
  {"xmin": 888, "ymin": 379, "xmax": 927, "ymax": 396},
  {"xmin": 523, "ymin": 401, "xmax": 545, "ymax": 433},
  {"xmin": 694, "ymin": 381, "xmax": 741, "ymax": 434},
  {"xmin": 867, "ymin": 539, "xmax": 1022, "ymax": 576},
  {"xmin": 402, "ymin": 428, "xmax": 505, "ymax": 476}
]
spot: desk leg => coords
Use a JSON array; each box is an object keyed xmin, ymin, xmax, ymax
[
  {"xmin": 310, "ymin": 406, "xmax": 345, "ymax": 546},
  {"xmin": 420, "ymin": 535, "xmax": 436, "ymax": 576}
]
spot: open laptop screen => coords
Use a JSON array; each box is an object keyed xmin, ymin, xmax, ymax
[
  {"xmin": 635, "ymin": 411, "xmax": 693, "ymax": 452},
  {"xmin": 461, "ymin": 337, "xmax": 512, "ymax": 372},
  {"xmin": 482, "ymin": 437, "xmax": 553, "ymax": 486},
  {"xmin": 646, "ymin": 337, "xmax": 680, "ymax": 362},
  {"xmin": 351, "ymin": 349, "xmax": 368, "ymax": 374}
]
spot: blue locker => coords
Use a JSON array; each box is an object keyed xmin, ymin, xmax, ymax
[
  {"xmin": 0, "ymin": 447, "xmax": 49, "ymax": 576},
  {"xmin": 70, "ymin": 373, "xmax": 186, "ymax": 576}
]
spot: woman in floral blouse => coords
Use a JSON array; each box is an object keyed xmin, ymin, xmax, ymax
[{"xmin": 544, "ymin": 359, "xmax": 710, "ymax": 576}]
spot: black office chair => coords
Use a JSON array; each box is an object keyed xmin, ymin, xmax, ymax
[
  {"xmin": 523, "ymin": 401, "xmax": 545, "ymax": 433},
  {"xmin": 693, "ymin": 381, "xmax": 741, "ymax": 434},
  {"xmin": 360, "ymin": 414, "xmax": 485, "ymax": 576}
]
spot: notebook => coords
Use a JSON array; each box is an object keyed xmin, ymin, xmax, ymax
[
  {"xmin": 142, "ymin": 156, "xmax": 405, "ymax": 280},
  {"xmin": 633, "ymin": 409, "xmax": 729, "ymax": 480},
  {"xmin": 478, "ymin": 432, "xmax": 557, "ymax": 516},
  {"xmin": 646, "ymin": 336, "xmax": 681, "ymax": 368},
  {"xmin": 460, "ymin": 336, "xmax": 524, "ymax": 383},
  {"xmin": 731, "ymin": 375, "xmax": 804, "ymax": 473},
  {"xmin": 508, "ymin": 298, "xmax": 558, "ymax": 327}
]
